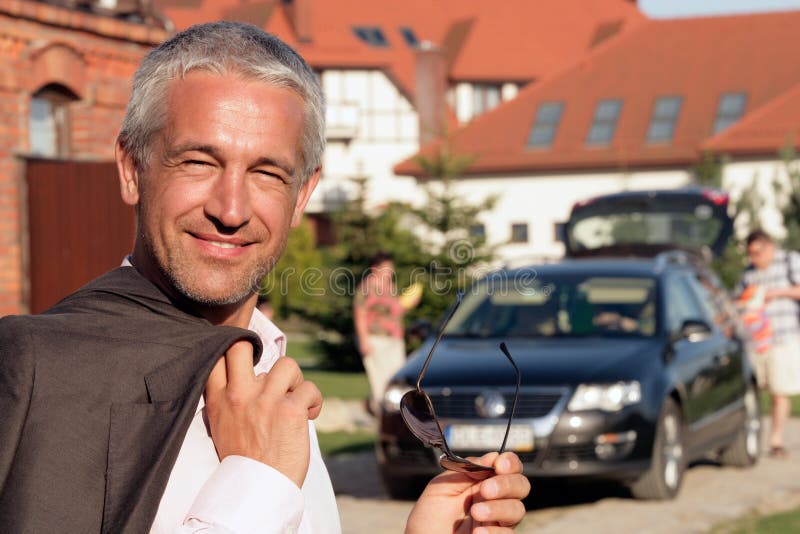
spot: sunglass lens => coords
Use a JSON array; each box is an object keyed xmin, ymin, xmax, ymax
[
  {"xmin": 400, "ymin": 390, "xmax": 445, "ymax": 448},
  {"xmin": 439, "ymin": 455, "xmax": 494, "ymax": 473}
]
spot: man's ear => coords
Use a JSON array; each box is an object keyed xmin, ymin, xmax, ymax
[
  {"xmin": 116, "ymin": 141, "xmax": 140, "ymax": 206},
  {"xmin": 290, "ymin": 167, "xmax": 321, "ymax": 228}
]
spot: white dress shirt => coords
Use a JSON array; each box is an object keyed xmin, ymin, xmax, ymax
[{"xmin": 123, "ymin": 258, "xmax": 340, "ymax": 533}]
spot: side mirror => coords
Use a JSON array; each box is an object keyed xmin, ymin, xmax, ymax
[{"xmin": 675, "ymin": 318, "xmax": 713, "ymax": 343}]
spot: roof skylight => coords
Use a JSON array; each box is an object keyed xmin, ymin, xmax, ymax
[
  {"xmin": 586, "ymin": 98, "xmax": 622, "ymax": 146},
  {"xmin": 353, "ymin": 26, "xmax": 389, "ymax": 47},
  {"xmin": 527, "ymin": 101, "xmax": 564, "ymax": 148}
]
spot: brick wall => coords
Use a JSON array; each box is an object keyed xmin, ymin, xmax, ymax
[{"xmin": 0, "ymin": 1, "xmax": 167, "ymax": 315}]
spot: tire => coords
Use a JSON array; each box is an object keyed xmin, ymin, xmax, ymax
[
  {"xmin": 629, "ymin": 398, "xmax": 685, "ymax": 500},
  {"xmin": 379, "ymin": 469, "xmax": 429, "ymax": 500},
  {"xmin": 719, "ymin": 382, "xmax": 761, "ymax": 467}
]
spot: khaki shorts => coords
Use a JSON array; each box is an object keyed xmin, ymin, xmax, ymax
[{"xmin": 753, "ymin": 335, "xmax": 800, "ymax": 395}]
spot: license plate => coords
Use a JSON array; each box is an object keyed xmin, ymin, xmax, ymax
[{"xmin": 445, "ymin": 424, "xmax": 534, "ymax": 452}]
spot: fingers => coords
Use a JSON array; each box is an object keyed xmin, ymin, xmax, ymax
[
  {"xmin": 471, "ymin": 452, "xmax": 529, "ymax": 528},
  {"xmin": 205, "ymin": 356, "xmax": 227, "ymax": 396},
  {"xmin": 293, "ymin": 380, "xmax": 323, "ymax": 420},
  {"xmin": 224, "ymin": 340, "xmax": 256, "ymax": 389},
  {"xmin": 263, "ymin": 356, "xmax": 305, "ymax": 394},
  {"xmin": 470, "ymin": 497, "xmax": 527, "ymax": 528}
]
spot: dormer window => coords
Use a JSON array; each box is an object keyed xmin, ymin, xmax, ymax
[
  {"xmin": 646, "ymin": 96, "xmax": 682, "ymax": 143},
  {"xmin": 527, "ymin": 101, "xmax": 564, "ymax": 148},
  {"xmin": 586, "ymin": 98, "xmax": 622, "ymax": 146},
  {"xmin": 353, "ymin": 26, "xmax": 389, "ymax": 47},
  {"xmin": 713, "ymin": 92, "xmax": 747, "ymax": 134},
  {"xmin": 399, "ymin": 27, "xmax": 418, "ymax": 47}
]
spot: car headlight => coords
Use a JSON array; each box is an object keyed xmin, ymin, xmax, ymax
[
  {"xmin": 383, "ymin": 384, "xmax": 414, "ymax": 413},
  {"xmin": 568, "ymin": 381, "xmax": 642, "ymax": 412}
]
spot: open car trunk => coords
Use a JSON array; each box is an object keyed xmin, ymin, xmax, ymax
[{"xmin": 564, "ymin": 188, "xmax": 733, "ymax": 260}]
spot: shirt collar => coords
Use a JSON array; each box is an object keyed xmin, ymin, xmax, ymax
[{"xmin": 121, "ymin": 255, "xmax": 286, "ymax": 369}]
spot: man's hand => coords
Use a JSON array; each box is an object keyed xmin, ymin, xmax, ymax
[
  {"xmin": 204, "ymin": 340, "xmax": 323, "ymax": 488},
  {"xmin": 405, "ymin": 452, "xmax": 530, "ymax": 534}
]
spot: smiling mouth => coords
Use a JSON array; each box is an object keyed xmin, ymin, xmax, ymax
[
  {"xmin": 190, "ymin": 232, "xmax": 252, "ymax": 250},
  {"xmin": 207, "ymin": 240, "xmax": 240, "ymax": 249}
]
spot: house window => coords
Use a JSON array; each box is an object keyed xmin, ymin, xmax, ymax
[
  {"xmin": 586, "ymin": 98, "xmax": 622, "ymax": 146},
  {"xmin": 469, "ymin": 223, "xmax": 486, "ymax": 239},
  {"xmin": 353, "ymin": 26, "xmax": 389, "ymax": 47},
  {"xmin": 553, "ymin": 222, "xmax": 566, "ymax": 243},
  {"xmin": 399, "ymin": 27, "xmax": 418, "ymax": 47},
  {"xmin": 511, "ymin": 223, "xmax": 529, "ymax": 243},
  {"xmin": 713, "ymin": 92, "xmax": 747, "ymax": 134},
  {"xmin": 29, "ymin": 85, "xmax": 76, "ymax": 157},
  {"xmin": 472, "ymin": 83, "xmax": 502, "ymax": 117},
  {"xmin": 527, "ymin": 101, "xmax": 564, "ymax": 148},
  {"xmin": 646, "ymin": 96, "xmax": 682, "ymax": 143}
]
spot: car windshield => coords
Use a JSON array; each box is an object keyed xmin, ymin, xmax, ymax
[{"xmin": 445, "ymin": 274, "xmax": 658, "ymax": 338}]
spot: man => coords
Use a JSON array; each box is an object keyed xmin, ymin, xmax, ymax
[
  {"xmin": 0, "ymin": 22, "xmax": 529, "ymax": 533},
  {"xmin": 739, "ymin": 229, "xmax": 800, "ymax": 458}
]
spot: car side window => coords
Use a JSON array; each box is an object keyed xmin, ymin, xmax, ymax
[
  {"xmin": 686, "ymin": 272, "xmax": 734, "ymax": 330},
  {"xmin": 664, "ymin": 273, "xmax": 706, "ymax": 334}
]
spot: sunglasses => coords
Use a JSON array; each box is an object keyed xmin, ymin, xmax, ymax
[{"xmin": 400, "ymin": 291, "xmax": 521, "ymax": 473}]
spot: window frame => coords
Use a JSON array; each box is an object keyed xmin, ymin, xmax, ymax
[
  {"xmin": 585, "ymin": 98, "xmax": 623, "ymax": 146},
  {"xmin": 527, "ymin": 101, "xmax": 564, "ymax": 148},
  {"xmin": 646, "ymin": 95, "xmax": 683, "ymax": 144},
  {"xmin": 712, "ymin": 92, "xmax": 747, "ymax": 135}
]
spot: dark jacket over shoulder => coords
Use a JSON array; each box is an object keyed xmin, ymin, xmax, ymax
[{"xmin": 0, "ymin": 267, "xmax": 262, "ymax": 534}]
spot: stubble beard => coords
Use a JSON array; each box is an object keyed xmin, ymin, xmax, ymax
[{"xmin": 141, "ymin": 225, "xmax": 283, "ymax": 308}]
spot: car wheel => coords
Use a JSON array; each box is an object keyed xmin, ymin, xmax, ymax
[
  {"xmin": 629, "ymin": 398, "xmax": 685, "ymax": 500},
  {"xmin": 379, "ymin": 468, "xmax": 429, "ymax": 500},
  {"xmin": 719, "ymin": 382, "xmax": 761, "ymax": 467}
]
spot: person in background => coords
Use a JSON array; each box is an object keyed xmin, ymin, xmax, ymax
[
  {"xmin": 0, "ymin": 21, "xmax": 529, "ymax": 533},
  {"xmin": 738, "ymin": 229, "xmax": 800, "ymax": 458},
  {"xmin": 354, "ymin": 251, "xmax": 421, "ymax": 414}
]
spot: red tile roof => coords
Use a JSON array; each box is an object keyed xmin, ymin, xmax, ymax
[
  {"xmin": 156, "ymin": 0, "xmax": 644, "ymax": 98},
  {"xmin": 396, "ymin": 10, "xmax": 800, "ymax": 176},
  {"xmin": 703, "ymin": 82, "xmax": 800, "ymax": 156}
]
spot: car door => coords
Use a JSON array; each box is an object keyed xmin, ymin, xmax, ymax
[
  {"xmin": 684, "ymin": 270, "xmax": 747, "ymax": 438},
  {"xmin": 663, "ymin": 271, "xmax": 723, "ymax": 450}
]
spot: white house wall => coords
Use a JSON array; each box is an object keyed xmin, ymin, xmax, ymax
[
  {"xmin": 721, "ymin": 158, "xmax": 794, "ymax": 239},
  {"xmin": 311, "ymin": 69, "xmax": 421, "ymax": 212}
]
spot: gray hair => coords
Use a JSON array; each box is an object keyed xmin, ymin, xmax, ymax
[{"xmin": 118, "ymin": 21, "xmax": 325, "ymax": 182}]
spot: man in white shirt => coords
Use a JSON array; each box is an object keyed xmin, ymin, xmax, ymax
[
  {"xmin": 0, "ymin": 20, "xmax": 529, "ymax": 534},
  {"xmin": 113, "ymin": 21, "xmax": 529, "ymax": 533}
]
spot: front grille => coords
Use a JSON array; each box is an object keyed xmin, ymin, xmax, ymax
[
  {"xmin": 544, "ymin": 444, "xmax": 597, "ymax": 463},
  {"xmin": 428, "ymin": 389, "xmax": 565, "ymax": 419}
]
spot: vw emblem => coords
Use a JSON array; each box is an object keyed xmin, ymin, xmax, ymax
[{"xmin": 475, "ymin": 390, "xmax": 506, "ymax": 418}]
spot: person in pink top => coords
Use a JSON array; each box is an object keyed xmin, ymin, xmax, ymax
[{"xmin": 354, "ymin": 251, "xmax": 419, "ymax": 413}]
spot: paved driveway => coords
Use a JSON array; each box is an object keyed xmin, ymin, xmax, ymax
[{"xmin": 328, "ymin": 418, "xmax": 800, "ymax": 534}]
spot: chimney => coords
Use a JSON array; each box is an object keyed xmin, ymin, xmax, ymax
[
  {"xmin": 414, "ymin": 42, "xmax": 447, "ymax": 146},
  {"xmin": 285, "ymin": 0, "xmax": 312, "ymax": 43}
]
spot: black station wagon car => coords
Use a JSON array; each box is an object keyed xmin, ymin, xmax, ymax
[{"xmin": 376, "ymin": 188, "xmax": 760, "ymax": 500}]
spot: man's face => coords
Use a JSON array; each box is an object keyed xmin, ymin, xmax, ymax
[
  {"xmin": 118, "ymin": 71, "xmax": 319, "ymax": 306},
  {"xmin": 747, "ymin": 239, "xmax": 775, "ymax": 270}
]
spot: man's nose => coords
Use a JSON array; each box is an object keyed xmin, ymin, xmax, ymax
[{"xmin": 205, "ymin": 168, "xmax": 252, "ymax": 229}]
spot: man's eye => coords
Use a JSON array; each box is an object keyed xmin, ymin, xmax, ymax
[
  {"xmin": 185, "ymin": 160, "xmax": 211, "ymax": 166},
  {"xmin": 256, "ymin": 170, "xmax": 288, "ymax": 183}
]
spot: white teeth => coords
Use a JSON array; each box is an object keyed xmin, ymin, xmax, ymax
[{"xmin": 208, "ymin": 241, "xmax": 238, "ymax": 249}]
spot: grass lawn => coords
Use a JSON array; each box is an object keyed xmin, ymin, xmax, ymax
[
  {"xmin": 287, "ymin": 336, "xmax": 376, "ymax": 456},
  {"xmin": 759, "ymin": 391, "xmax": 800, "ymax": 416},
  {"xmin": 712, "ymin": 505, "xmax": 800, "ymax": 533},
  {"xmin": 287, "ymin": 336, "xmax": 371, "ymax": 400},
  {"xmin": 317, "ymin": 430, "xmax": 376, "ymax": 456}
]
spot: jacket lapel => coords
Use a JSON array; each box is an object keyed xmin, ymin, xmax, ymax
[{"xmin": 102, "ymin": 326, "xmax": 263, "ymax": 532}]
